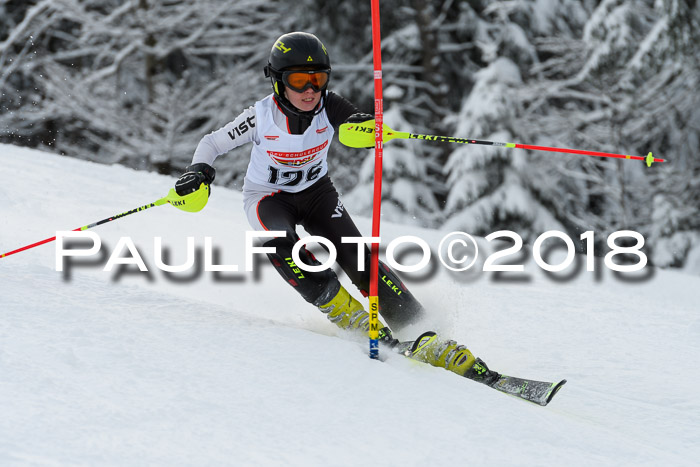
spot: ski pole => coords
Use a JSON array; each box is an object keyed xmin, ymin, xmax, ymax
[
  {"xmin": 0, "ymin": 184, "xmax": 209, "ymax": 259},
  {"xmin": 339, "ymin": 120, "xmax": 665, "ymax": 167}
]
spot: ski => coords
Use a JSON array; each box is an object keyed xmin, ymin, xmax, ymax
[
  {"xmin": 485, "ymin": 374, "xmax": 567, "ymax": 406},
  {"xmin": 390, "ymin": 339, "xmax": 566, "ymax": 406}
]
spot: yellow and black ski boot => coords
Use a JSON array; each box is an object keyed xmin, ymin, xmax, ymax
[
  {"xmin": 407, "ymin": 331, "xmax": 478, "ymax": 377},
  {"xmin": 318, "ymin": 285, "xmax": 396, "ymax": 346},
  {"xmin": 318, "ymin": 284, "xmax": 370, "ymax": 330}
]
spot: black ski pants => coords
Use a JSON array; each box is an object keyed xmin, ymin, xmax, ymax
[{"xmin": 252, "ymin": 175, "xmax": 424, "ymax": 331}]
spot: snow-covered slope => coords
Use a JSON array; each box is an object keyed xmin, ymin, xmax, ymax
[{"xmin": 1, "ymin": 144, "xmax": 698, "ymax": 466}]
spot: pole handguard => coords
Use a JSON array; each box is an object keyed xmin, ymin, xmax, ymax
[{"xmin": 165, "ymin": 183, "xmax": 210, "ymax": 213}]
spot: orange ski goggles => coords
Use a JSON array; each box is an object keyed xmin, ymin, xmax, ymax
[{"xmin": 282, "ymin": 69, "xmax": 330, "ymax": 93}]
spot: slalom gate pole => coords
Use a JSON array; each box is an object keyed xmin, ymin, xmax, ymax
[
  {"xmin": 339, "ymin": 122, "xmax": 665, "ymax": 167},
  {"xmin": 368, "ymin": 0, "xmax": 383, "ymax": 359},
  {"xmin": 0, "ymin": 185, "xmax": 209, "ymax": 259}
]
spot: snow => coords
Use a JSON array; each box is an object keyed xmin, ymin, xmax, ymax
[{"xmin": 1, "ymin": 143, "xmax": 699, "ymax": 466}]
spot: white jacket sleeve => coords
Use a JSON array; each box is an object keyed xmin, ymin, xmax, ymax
[{"xmin": 191, "ymin": 106, "xmax": 257, "ymax": 166}]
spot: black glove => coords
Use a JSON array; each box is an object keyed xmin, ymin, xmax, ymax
[
  {"xmin": 175, "ymin": 163, "xmax": 216, "ymax": 196},
  {"xmin": 344, "ymin": 112, "xmax": 374, "ymax": 124}
]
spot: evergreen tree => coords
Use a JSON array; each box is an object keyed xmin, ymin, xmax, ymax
[
  {"xmin": 643, "ymin": 0, "xmax": 700, "ymax": 272},
  {"xmin": 442, "ymin": 0, "xmax": 589, "ymax": 240},
  {"xmin": 293, "ymin": 0, "xmax": 489, "ymax": 227},
  {"xmin": 3, "ymin": 0, "xmax": 698, "ymax": 273},
  {"xmin": 511, "ymin": 0, "xmax": 699, "ymax": 269},
  {"xmin": 0, "ymin": 0, "xmax": 284, "ymax": 184}
]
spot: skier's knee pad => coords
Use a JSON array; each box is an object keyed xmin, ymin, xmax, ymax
[{"xmin": 263, "ymin": 237, "xmax": 339, "ymax": 306}]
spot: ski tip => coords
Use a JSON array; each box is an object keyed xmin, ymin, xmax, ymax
[{"xmin": 545, "ymin": 379, "xmax": 567, "ymax": 405}]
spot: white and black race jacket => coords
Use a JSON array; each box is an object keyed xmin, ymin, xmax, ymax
[{"xmin": 191, "ymin": 92, "xmax": 358, "ymax": 193}]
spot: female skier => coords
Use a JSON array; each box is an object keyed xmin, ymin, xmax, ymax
[{"xmin": 174, "ymin": 32, "xmax": 492, "ymax": 382}]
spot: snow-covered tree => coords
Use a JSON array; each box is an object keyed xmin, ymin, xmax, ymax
[
  {"xmin": 441, "ymin": 1, "xmax": 589, "ymax": 240},
  {"xmin": 3, "ymin": 0, "xmax": 698, "ymax": 273},
  {"xmin": 0, "ymin": 0, "xmax": 285, "ymax": 184},
  {"xmin": 642, "ymin": 0, "xmax": 700, "ymax": 272},
  {"xmin": 510, "ymin": 0, "xmax": 700, "ymax": 268},
  {"xmin": 294, "ymin": 0, "xmax": 491, "ymax": 226},
  {"xmin": 442, "ymin": 57, "xmax": 566, "ymax": 238}
]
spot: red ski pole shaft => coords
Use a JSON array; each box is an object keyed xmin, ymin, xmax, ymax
[
  {"xmin": 405, "ymin": 133, "xmax": 664, "ymax": 166},
  {"xmin": 1, "ymin": 198, "xmax": 168, "ymax": 259}
]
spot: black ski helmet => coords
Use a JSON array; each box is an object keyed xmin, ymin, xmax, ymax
[{"xmin": 263, "ymin": 32, "xmax": 331, "ymax": 117}]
